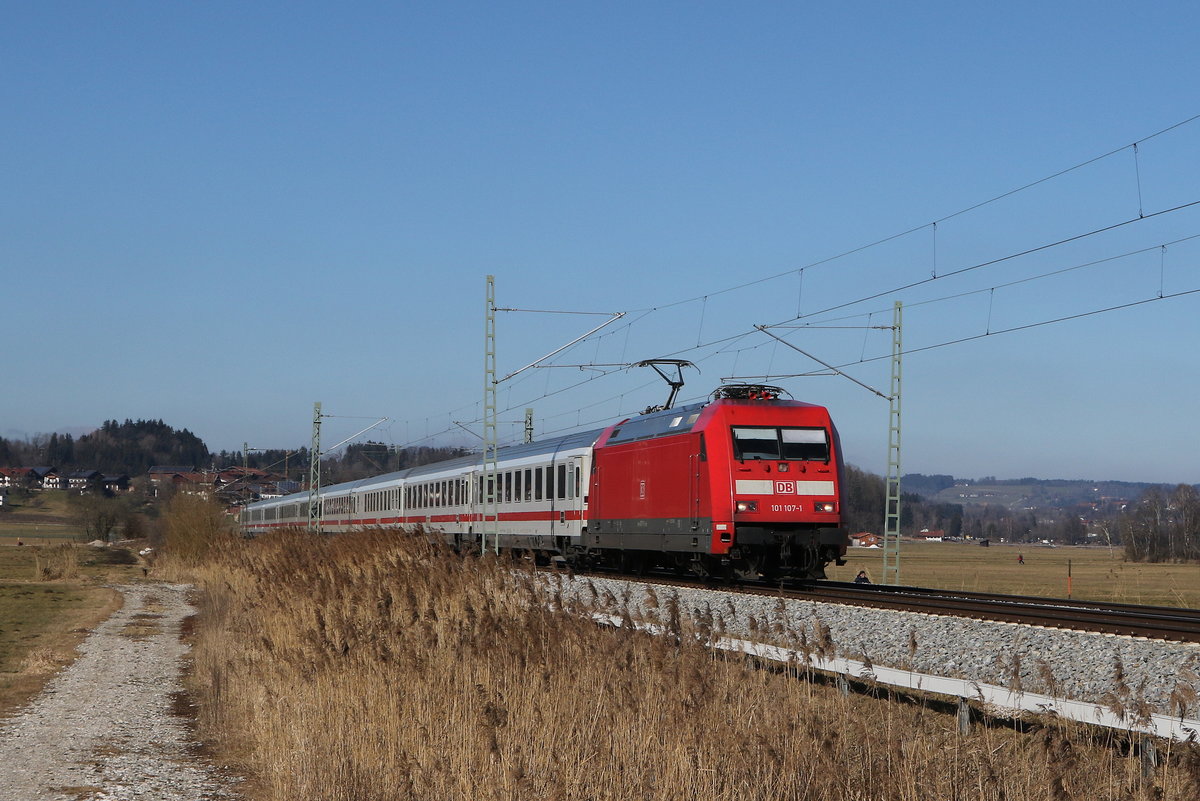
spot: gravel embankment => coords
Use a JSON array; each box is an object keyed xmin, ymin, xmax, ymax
[
  {"xmin": 0, "ymin": 583, "xmax": 243, "ymax": 801},
  {"xmin": 562, "ymin": 575, "xmax": 1200, "ymax": 717}
]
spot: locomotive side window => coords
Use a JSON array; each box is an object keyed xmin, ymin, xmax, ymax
[{"xmin": 732, "ymin": 427, "xmax": 829, "ymax": 462}]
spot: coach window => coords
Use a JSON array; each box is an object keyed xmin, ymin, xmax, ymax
[
  {"xmin": 515, "ymin": 471, "xmax": 523, "ymax": 503},
  {"xmin": 533, "ymin": 467, "xmax": 542, "ymax": 501},
  {"xmin": 502, "ymin": 472, "xmax": 510, "ymax": 504},
  {"xmin": 574, "ymin": 465, "xmax": 581, "ymax": 498},
  {"xmin": 523, "ymin": 469, "xmax": 532, "ymax": 501},
  {"xmin": 556, "ymin": 464, "xmax": 566, "ymax": 500}
]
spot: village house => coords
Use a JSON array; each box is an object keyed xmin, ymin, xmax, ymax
[
  {"xmin": 66, "ymin": 470, "xmax": 104, "ymax": 492},
  {"xmin": 0, "ymin": 467, "xmax": 36, "ymax": 489},
  {"xmin": 29, "ymin": 467, "xmax": 64, "ymax": 490}
]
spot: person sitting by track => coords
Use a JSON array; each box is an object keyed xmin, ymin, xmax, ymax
[{"xmin": 853, "ymin": 570, "xmax": 871, "ymax": 584}]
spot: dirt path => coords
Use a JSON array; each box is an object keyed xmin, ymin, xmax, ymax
[{"xmin": 0, "ymin": 583, "xmax": 243, "ymax": 800}]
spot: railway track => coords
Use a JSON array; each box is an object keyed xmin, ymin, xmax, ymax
[
  {"xmin": 579, "ymin": 569, "xmax": 1200, "ymax": 643},
  {"xmin": 780, "ymin": 581, "xmax": 1200, "ymax": 643}
]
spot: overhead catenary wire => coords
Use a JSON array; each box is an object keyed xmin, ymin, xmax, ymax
[
  {"xmin": 621, "ymin": 112, "xmax": 1200, "ymax": 315},
  {"xmin": 724, "ymin": 285, "xmax": 1200, "ymax": 383},
  {"xmin": 370, "ymin": 114, "xmax": 1200, "ymax": 451}
]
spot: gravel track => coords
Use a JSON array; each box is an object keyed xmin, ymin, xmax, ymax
[
  {"xmin": 564, "ymin": 574, "xmax": 1200, "ymax": 718},
  {"xmin": 0, "ymin": 583, "xmax": 243, "ymax": 801}
]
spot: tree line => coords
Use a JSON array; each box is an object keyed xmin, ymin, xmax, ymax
[
  {"xmin": 0, "ymin": 423, "xmax": 465, "ymax": 483},
  {"xmin": 1118, "ymin": 484, "xmax": 1200, "ymax": 562},
  {"xmin": 844, "ymin": 465, "xmax": 1195, "ymax": 561},
  {"xmin": 0, "ymin": 419, "xmax": 208, "ymax": 474}
]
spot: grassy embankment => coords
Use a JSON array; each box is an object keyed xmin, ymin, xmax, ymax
[
  {"xmin": 176, "ymin": 530, "xmax": 1200, "ymax": 801},
  {"xmin": 830, "ymin": 541, "xmax": 1200, "ymax": 608},
  {"xmin": 0, "ymin": 494, "xmax": 144, "ymax": 715}
]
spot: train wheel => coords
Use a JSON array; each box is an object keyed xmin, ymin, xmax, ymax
[
  {"xmin": 618, "ymin": 550, "xmax": 647, "ymax": 576},
  {"xmin": 732, "ymin": 549, "xmax": 778, "ymax": 583}
]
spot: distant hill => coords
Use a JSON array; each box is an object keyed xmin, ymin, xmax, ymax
[
  {"xmin": 0, "ymin": 419, "xmax": 210, "ymax": 475},
  {"xmin": 901, "ymin": 473, "xmax": 1171, "ymax": 511}
]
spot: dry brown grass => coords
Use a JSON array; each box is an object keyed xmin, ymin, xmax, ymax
[
  {"xmin": 182, "ymin": 531, "xmax": 1200, "ymax": 801},
  {"xmin": 34, "ymin": 542, "xmax": 80, "ymax": 581}
]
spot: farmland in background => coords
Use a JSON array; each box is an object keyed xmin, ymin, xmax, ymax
[{"xmin": 830, "ymin": 541, "xmax": 1200, "ymax": 608}]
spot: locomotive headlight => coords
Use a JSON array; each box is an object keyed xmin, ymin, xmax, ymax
[
  {"xmin": 736, "ymin": 500, "xmax": 758, "ymax": 513},
  {"xmin": 814, "ymin": 502, "xmax": 836, "ymax": 513}
]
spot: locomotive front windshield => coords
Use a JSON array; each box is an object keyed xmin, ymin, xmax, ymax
[{"xmin": 732, "ymin": 426, "xmax": 829, "ymax": 461}]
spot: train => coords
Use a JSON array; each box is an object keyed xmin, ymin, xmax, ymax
[{"xmin": 239, "ymin": 384, "xmax": 848, "ymax": 580}]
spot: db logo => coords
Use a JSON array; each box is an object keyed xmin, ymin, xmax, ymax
[{"xmin": 775, "ymin": 481, "xmax": 796, "ymax": 495}]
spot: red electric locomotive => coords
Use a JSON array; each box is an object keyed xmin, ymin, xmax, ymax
[
  {"xmin": 239, "ymin": 383, "xmax": 847, "ymax": 580},
  {"xmin": 581, "ymin": 384, "xmax": 847, "ymax": 580}
]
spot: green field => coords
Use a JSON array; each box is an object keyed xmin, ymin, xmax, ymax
[
  {"xmin": 0, "ymin": 491, "xmax": 81, "ymax": 545},
  {"xmin": 829, "ymin": 540, "xmax": 1200, "ymax": 608}
]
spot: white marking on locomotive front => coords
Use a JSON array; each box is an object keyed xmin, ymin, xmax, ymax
[
  {"xmin": 774, "ymin": 480, "xmax": 795, "ymax": 494},
  {"xmin": 735, "ymin": 479, "xmax": 775, "ymax": 494},
  {"xmin": 795, "ymin": 481, "xmax": 835, "ymax": 495}
]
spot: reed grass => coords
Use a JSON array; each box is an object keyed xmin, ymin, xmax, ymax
[{"xmin": 184, "ymin": 531, "xmax": 1200, "ymax": 800}]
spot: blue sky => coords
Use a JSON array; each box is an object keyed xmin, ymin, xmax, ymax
[{"xmin": 3, "ymin": 2, "xmax": 1198, "ymax": 483}]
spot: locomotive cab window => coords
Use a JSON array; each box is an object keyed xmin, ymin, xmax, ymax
[{"xmin": 732, "ymin": 426, "xmax": 829, "ymax": 462}]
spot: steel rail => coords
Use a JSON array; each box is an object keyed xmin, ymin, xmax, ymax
[{"xmin": 776, "ymin": 581, "xmax": 1200, "ymax": 643}]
